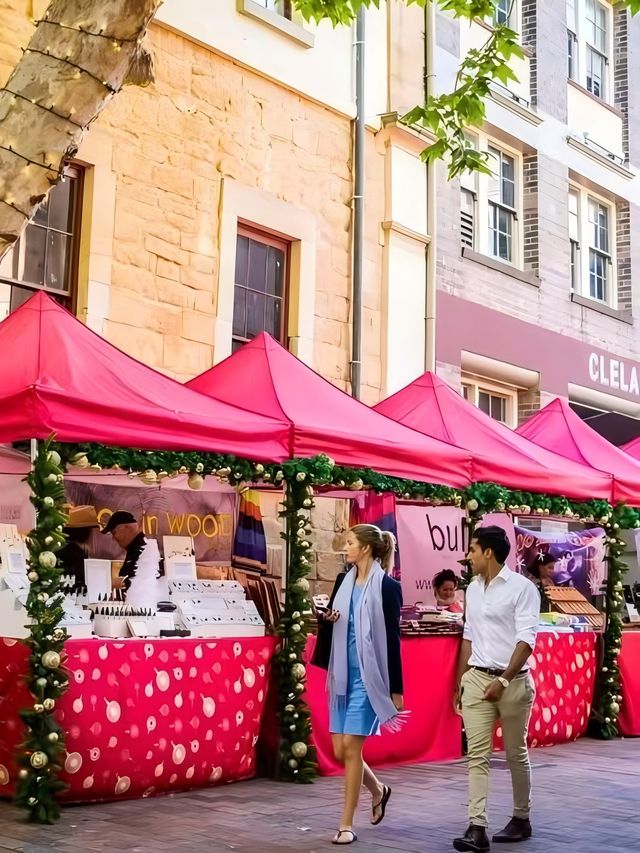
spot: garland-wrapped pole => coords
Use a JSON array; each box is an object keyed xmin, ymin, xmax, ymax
[
  {"xmin": 15, "ymin": 438, "xmax": 69, "ymax": 823},
  {"xmin": 275, "ymin": 472, "xmax": 318, "ymax": 781}
]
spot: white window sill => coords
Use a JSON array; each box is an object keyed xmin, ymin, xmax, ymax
[
  {"xmin": 237, "ymin": 1, "xmax": 315, "ymax": 48},
  {"xmin": 571, "ymin": 292, "xmax": 632, "ymax": 324},
  {"xmin": 461, "ymin": 247, "xmax": 539, "ymax": 287}
]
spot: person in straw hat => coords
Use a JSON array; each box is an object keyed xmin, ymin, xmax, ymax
[{"xmin": 58, "ymin": 505, "xmax": 100, "ymax": 592}]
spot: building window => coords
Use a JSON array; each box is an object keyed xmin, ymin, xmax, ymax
[
  {"xmin": 566, "ymin": 0, "xmax": 611, "ymax": 101},
  {"xmin": 462, "ymin": 378, "xmax": 517, "ymax": 427},
  {"xmin": 0, "ymin": 166, "xmax": 83, "ymax": 319},
  {"xmin": 232, "ymin": 225, "xmax": 288, "ymax": 352},
  {"xmin": 493, "ymin": 0, "xmax": 510, "ymax": 26},
  {"xmin": 459, "ymin": 134, "xmax": 521, "ymax": 265},
  {"xmin": 487, "ymin": 147, "xmax": 516, "ymax": 262},
  {"xmin": 260, "ymin": 0, "xmax": 292, "ymax": 19},
  {"xmin": 568, "ymin": 184, "xmax": 615, "ymax": 305}
]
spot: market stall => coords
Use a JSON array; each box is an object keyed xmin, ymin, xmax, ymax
[
  {"xmin": 0, "ymin": 293, "xmax": 296, "ymax": 821},
  {"xmin": 306, "ymin": 631, "xmax": 598, "ymax": 775},
  {"xmin": 0, "ymin": 635, "xmax": 276, "ymax": 801}
]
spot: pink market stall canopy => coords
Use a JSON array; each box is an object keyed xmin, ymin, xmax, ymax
[{"xmin": 0, "ymin": 292, "xmax": 290, "ymax": 458}]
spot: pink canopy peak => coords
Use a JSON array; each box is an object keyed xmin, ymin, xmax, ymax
[
  {"xmin": 517, "ymin": 397, "xmax": 640, "ymax": 505},
  {"xmin": 375, "ymin": 372, "xmax": 612, "ymax": 501},
  {"xmin": 188, "ymin": 333, "xmax": 473, "ymax": 487}
]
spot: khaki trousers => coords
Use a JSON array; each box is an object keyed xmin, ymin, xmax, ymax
[{"xmin": 460, "ymin": 667, "xmax": 535, "ymax": 828}]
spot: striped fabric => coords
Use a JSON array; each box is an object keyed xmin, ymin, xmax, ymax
[
  {"xmin": 232, "ymin": 490, "xmax": 267, "ymax": 572},
  {"xmin": 350, "ymin": 492, "xmax": 401, "ymax": 580}
]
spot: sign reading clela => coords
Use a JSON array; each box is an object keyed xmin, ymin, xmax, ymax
[{"xmin": 589, "ymin": 352, "xmax": 640, "ymax": 396}]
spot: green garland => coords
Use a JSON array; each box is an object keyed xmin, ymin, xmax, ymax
[
  {"xmin": 53, "ymin": 442, "xmax": 638, "ymax": 774},
  {"xmin": 15, "ymin": 439, "xmax": 69, "ymax": 823},
  {"xmin": 275, "ymin": 475, "xmax": 318, "ymax": 781}
]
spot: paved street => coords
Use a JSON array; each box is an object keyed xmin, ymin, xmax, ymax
[{"xmin": 0, "ymin": 738, "xmax": 637, "ymax": 853}]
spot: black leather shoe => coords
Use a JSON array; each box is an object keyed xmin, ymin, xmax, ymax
[
  {"xmin": 492, "ymin": 817, "xmax": 532, "ymax": 843},
  {"xmin": 453, "ymin": 824, "xmax": 490, "ymax": 852}
]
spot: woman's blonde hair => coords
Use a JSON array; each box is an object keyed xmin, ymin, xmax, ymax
[{"xmin": 350, "ymin": 524, "xmax": 396, "ymax": 574}]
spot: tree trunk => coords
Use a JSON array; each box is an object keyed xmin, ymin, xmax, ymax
[{"xmin": 0, "ymin": 0, "xmax": 162, "ymax": 259}]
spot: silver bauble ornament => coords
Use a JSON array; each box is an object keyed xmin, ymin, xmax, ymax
[
  {"xmin": 291, "ymin": 623, "xmax": 301, "ymax": 633},
  {"xmin": 288, "ymin": 758, "xmax": 298, "ymax": 769},
  {"xmin": 291, "ymin": 663, "xmax": 306, "ymax": 681},
  {"xmin": 291, "ymin": 741, "xmax": 308, "ymax": 759},
  {"xmin": 48, "ymin": 732, "xmax": 59, "ymax": 742},
  {"xmin": 36, "ymin": 677, "xmax": 47, "ymax": 688},
  {"xmin": 47, "ymin": 450, "xmax": 61, "ymax": 467},
  {"xmin": 294, "ymin": 682, "xmax": 304, "ymax": 693},
  {"xmin": 43, "ymin": 497, "xmax": 54, "ymax": 508},
  {"xmin": 289, "ymin": 724, "xmax": 296, "ymax": 732},
  {"xmin": 27, "ymin": 571, "xmax": 39, "ymax": 582},
  {"xmin": 284, "ymin": 704, "xmax": 295, "ymax": 712}
]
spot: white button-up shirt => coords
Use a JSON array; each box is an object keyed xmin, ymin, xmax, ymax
[{"xmin": 463, "ymin": 566, "xmax": 540, "ymax": 670}]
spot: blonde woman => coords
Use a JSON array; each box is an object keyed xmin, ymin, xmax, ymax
[{"xmin": 313, "ymin": 524, "xmax": 405, "ymax": 845}]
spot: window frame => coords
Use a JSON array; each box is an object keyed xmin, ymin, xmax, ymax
[
  {"xmin": 459, "ymin": 132, "xmax": 522, "ymax": 267},
  {"xmin": 568, "ymin": 182, "xmax": 616, "ymax": 307},
  {"xmin": 231, "ymin": 222, "xmax": 290, "ymax": 351},
  {"xmin": 567, "ymin": 0, "xmax": 613, "ymax": 103},
  {"xmin": 461, "ymin": 376, "xmax": 518, "ymax": 428},
  {"xmin": 0, "ymin": 164, "xmax": 84, "ymax": 316}
]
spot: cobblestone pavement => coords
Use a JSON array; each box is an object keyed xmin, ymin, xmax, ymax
[{"xmin": 0, "ymin": 738, "xmax": 637, "ymax": 853}]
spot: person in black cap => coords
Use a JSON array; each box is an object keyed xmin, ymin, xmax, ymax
[{"xmin": 102, "ymin": 511, "xmax": 147, "ymax": 596}]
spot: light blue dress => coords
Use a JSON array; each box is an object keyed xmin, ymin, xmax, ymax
[{"xmin": 329, "ymin": 584, "xmax": 380, "ymax": 736}]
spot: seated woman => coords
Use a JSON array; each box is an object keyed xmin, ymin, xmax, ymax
[
  {"xmin": 527, "ymin": 551, "xmax": 568, "ymax": 612},
  {"xmin": 433, "ymin": 569, "xmax": 464, "ymax": 612}
]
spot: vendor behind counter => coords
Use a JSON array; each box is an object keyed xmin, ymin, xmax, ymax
[{"xmin": 58, "ymin": 505, "xmax": 100, "ymax": 592}]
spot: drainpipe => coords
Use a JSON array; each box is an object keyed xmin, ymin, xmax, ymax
[
  {"xmin": 424, "ymin": 3, "xmax": 437, "ymax": 373},
  {"xmin": 351, "ymin": 8, "xmax": 365, "ymax": 399}
]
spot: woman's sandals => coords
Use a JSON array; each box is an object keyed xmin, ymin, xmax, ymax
[{"xmin": 332, "ymin": 829, "xmax": 358, "ymax": 844}]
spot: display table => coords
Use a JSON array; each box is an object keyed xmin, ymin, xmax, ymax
[
  {"xmin": 306, "ymin": 631, "xmax": 597, "ymax": 775},
  {"xmin": 0, "ymin": 635, "xmax": 277, "ymax": 802},
  {"xmin": 495, "ymin": 631, "xmax": 597, "ymax": 749},
  {"xmin": 618, "ymin": 631, "xmax": 640, "ymax": 736},
  {"xmin": 306, "ymin": 635, "xmax": 462, "ymax": 776}
]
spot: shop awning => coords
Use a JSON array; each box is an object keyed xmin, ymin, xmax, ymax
[
  {"xmin": 0, "ymin": 293, "xmax": 289, "ymax": 459},
  {"xmin": 620, "ymin": 435, "xmax": 640, "ymax": 461},
  {"xmin": 374, "ymin": 372, "xmax": 612, "ymax": 501},
  {"xmin": 187, "ymin": 333, "xmax": 473, "ymax": 487},
  {"xmin": 517, "ymin": 397, "xmax": 640, "ymax": 506}
]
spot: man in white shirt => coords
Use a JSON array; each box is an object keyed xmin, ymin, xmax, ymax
[{"xmin": 453, "ymin": 526, "xmax": 540, "ymax": 853}]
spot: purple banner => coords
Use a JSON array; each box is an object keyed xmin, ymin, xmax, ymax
[{"xmin": 515, "ymin": 526, "xmax": 606, "ymax": 597}]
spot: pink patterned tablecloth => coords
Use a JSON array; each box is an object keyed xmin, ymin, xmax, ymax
[{"xmin": 0, "ymin": 635, "xmax": 277, "ymax": 803}]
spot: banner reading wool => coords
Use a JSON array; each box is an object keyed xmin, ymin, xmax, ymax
[{"xmin": 65, "ymin": 481, "xmax": 237, "ymax": 563}]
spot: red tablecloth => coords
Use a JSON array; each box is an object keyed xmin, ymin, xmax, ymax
[
  {"xmin": 495, "ymin": 631, "xmax": 597, "ymax": 749},
  {"xmin": 306, "ymin": 631, "xmax": 597, "ymax": 774},
  {"xmin": 618, "ymin": 631, "xmax": 640, "ymax": 736},
  {"xmin": 0, "ymin": 635, "xmax": 276, "ymax": 802},
  {"xmin": 306, "ymin": 635, "xmax": 462, "ymax": 775}
]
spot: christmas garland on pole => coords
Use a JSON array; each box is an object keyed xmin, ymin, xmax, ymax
[
  {"xmin": 15, "ymin": 439, "xmax": 69, "ymax": 823},
  {"xmin": 274, "ymin": 476, "xmax": 317, "ymax": 781}
]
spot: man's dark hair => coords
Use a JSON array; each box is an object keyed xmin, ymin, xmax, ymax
[{"xmin": 472, "ymin": 525, "xmax": 511, "ymax": 564}]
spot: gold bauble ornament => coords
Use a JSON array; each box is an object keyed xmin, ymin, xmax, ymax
[
  {"xmin": 30, "ymin": 751, "xmax": 48, "ymax": 769},
  {"xmin": 41, "ymin": 651, "xmax": 61, "ymax": 669},
  {"xmin": 188, "ymin": 472, "xmax": 204, "ymax": 490},
  {"xmin": 43, "ymin": 698, "xmax": 55, "ymax": 711}
]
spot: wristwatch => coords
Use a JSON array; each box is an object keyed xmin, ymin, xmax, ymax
[{"xmin": 497, "ymin": 676, "xmax": 510, "ymax": 689}]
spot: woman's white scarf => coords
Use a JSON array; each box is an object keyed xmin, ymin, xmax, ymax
[{"xmin": 328, "ymin": 562, "xmax": 406, "ymax": 732}]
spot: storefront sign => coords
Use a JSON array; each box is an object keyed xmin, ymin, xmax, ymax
[
  {"xmin": 396, "ymin": 505, "xmax": 468, "ymax": 606},
  {"xmin": 65, "ymin": 482, "xmax": 237, "ymax": 563},
  {"xmin": 588, "ymin": 353, "xmax": 640, "ymax": 395}
]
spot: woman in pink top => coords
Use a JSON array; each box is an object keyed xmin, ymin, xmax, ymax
[{"xmin": 433, "ymin": 569, "xmax": 464, "ymax": 613}]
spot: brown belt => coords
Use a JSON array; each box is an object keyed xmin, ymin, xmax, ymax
[{"xmin": 471, "ymin": 666, "xmax": 528, "ymax": 678}]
